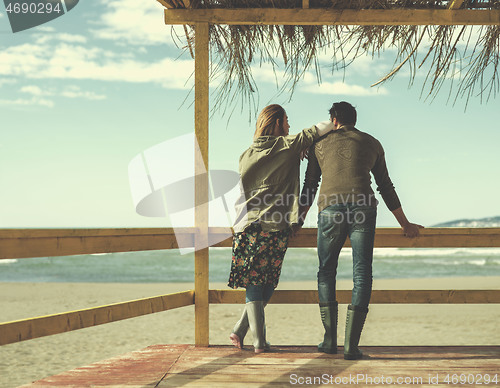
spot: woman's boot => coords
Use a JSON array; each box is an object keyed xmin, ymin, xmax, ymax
[
  {"xmin": 318, "ymin": 301, "xmax": 338, "ymax": 354},
  {"xmin": 230, "ymin": 303, "xmax": 271, "ymax": 350},
  {"xmin": 246, "ymin": 301, "xmax": 267, "ymax": 353},
  {"xmin": 344, "ymin": 304, "xmax": 368, "ymax": 360},
  {"xmin": 230, "ymin": 307, "xmax": 248, "ymax": 349}
]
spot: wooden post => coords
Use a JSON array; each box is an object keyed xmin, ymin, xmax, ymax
[{"xmin": 194, "ymin": 22, "xmax": 210, "ymax": 347}]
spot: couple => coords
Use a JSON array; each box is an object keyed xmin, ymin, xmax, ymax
[{"xmin": 227, "ymin": 102, "xmax": 423, "ymax": 359}]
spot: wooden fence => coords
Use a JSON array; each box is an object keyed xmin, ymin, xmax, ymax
[{"xmin": 1, "ymin": 227, "xmax": 499, "ymax": 346}]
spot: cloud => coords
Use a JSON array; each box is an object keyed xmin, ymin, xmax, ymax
[
  {"xmin": 35, "ymin": 33, "xmax": 88, "ymax": 45},
  {"xmin": 251, "ymin": 64, "xmax": 286, "ymax": 85},
  {"xmin": 0, "ymin": 42, "xmax": 194, "ymax": 89},
  {"xmin": 37, "ymin": 26, "xmax": 56, "ymax": 32},
  {"xmin": 302, "ymin": 80, "xmax": 389, "ymax": 96},
  {"xmin": 0, "ymin": 78, "xmax": 16, "ymax": 87},
  {"xmin": 19, "ymin": 84, "xmax": 106, "ymax": 100},
  {"xmin": 60, "ymin": 85, "xmax": 106, "ymax": 100},
  {"xmin": 2, "ymin": 84, "xmax": 106, "ymax": 108},
  {"xmin": 0, "ymin": 96, "xmax": 54, "ymax": 108},
  {"xmin": 20, "ymin": 85, "xmax": 46, "ymax": 96},
  {"xmin": 248, "ymin": 61, "xmax": 389, "ymax": 97},
  {"xmin": 91, "ymin": 0, "xmax": 183, "ymax": 46}
]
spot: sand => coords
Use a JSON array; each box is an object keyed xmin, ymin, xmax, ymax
[{"xmin": 1, "ymin": 277, "xmax": 499, "ymax": 388}]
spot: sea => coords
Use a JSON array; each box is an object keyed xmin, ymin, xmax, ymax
[{"xmin": 1, "ymin": 247, "xmax": 500, "ymax": 283}]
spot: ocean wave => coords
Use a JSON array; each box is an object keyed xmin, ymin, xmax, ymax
[
  {"xmin": 206, "ymin": 246, "xmax": 500, "ymax": 258},
  {"xmin": 0, "ymin": 259, "xmax": 18, "ymax": 265},
  {"xmin": 371, "ymin": 248, "xmax": 500, "ymax": 258}
]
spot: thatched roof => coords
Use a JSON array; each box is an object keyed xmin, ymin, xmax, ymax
[{"xmin": 160, "ymin": 1, "xmax": 500, "ymax": 114}]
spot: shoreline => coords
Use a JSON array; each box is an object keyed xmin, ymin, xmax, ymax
[{"xmin": 1, "ymin": 277, "xmax": 499, "ymax": 387}]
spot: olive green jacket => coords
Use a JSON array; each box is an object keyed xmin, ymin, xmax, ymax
[
  {"xmin": 233, "ymin": 126, "xmax": 320, "ymax": 233},
  {"xmin": 301, "ymin": 125, "xmax": 401, "ymax": 213}
]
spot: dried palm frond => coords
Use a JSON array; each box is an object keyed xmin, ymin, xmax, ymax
[{"xmin": 171, "ymin": 0, "xmax": 500, "ymax": 115}]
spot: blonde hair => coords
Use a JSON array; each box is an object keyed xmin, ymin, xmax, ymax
[{"xmin": 254, "ymin": 104, "xmax": 286, "ymax": 139}]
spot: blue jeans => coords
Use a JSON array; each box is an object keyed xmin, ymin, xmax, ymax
[
  {"xmin": 317, "ymin": 203, "xmax": 377, "ymax": 309},
  {"xmin": 246, "ymin": 284, "xmax": 275, "ymax": 303}
]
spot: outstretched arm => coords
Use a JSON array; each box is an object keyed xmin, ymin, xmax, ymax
[
  {"xmin": 372, "ymin": 143, "xmax": 423, "ymax": 238},
  {"xmin": 391, "ymin": 207, "xmax": 424, "ymax": 238},
  {"xmin": 291, "ymin": 146, "xmax": 322, "ymax": 237}
]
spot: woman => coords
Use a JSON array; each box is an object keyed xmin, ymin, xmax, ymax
[{"xmin": 228, "ymin": 104, "xmax": 334, "ymax": 353}]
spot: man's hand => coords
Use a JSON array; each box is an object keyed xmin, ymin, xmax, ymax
[
  {"xmin": 391, "ymin": 207, "xmax": 424, "ymax": 238},
  {"xmin": 402, "ymin": 223, "xmax": 424, "ymax": 238}
]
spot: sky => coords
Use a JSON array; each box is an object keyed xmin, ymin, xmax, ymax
[{"xmin": 0, "ymin": 1, "xmax": 499, "ymax": 229}]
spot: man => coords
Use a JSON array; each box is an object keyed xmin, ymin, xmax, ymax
[{"xmin": 298, "ymin": 101, "xmax": 423, "ymax": 360}]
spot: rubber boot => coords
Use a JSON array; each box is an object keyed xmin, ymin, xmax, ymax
[
  {"xmin": 230, "ymin": 306, "xmax": 249, "ymax": 349},
  {"xmin": 230, "ymin": 303, "xmax": 270, "ymax": 350},
  {"xmin": 246, "ymin": 301, "xmax": 267, "ymax": 353},
  {"xmin": 318, "ymin": 301, "xmax": 338, "ymax": 354},
  {"xmin": 343, "ymin": 304, "xmax": 368, "ymax": 360}
]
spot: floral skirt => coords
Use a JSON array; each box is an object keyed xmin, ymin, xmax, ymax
[{"xmin": 227, "ymin": 223, "xmax": 290, "ymax": 289}]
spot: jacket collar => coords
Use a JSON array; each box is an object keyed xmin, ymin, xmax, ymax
[{"xmin": 337, "ymin": 124, "xmax": 356, "ymax": 131}]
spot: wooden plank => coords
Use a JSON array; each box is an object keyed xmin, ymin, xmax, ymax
[
  {"xmin": 1, "ymin": 228, "xmax": 500, "ymax": 259},
  {"xmin": 157, "ymin": 0, "xmax": 175, "ymax": 9},
  {"xmin": 0, "ymin": 291, "xmax": 194, "ymax": 346},
  {"xmin": 212, "ymin": 227, "xmax": 500, "ymax": 248},
  {"xmin": 194, "ymin": 22, "xmax": 210, "ymax": 347},
  {"xmin": 0, "ymin": 235, "xmax": 187, "ymax": 259},
  {"xmin": 19, "ymin": 344, "xmax": 190, "ymax": 387},
  {"xmin": 25, "ymin": 345, "xmax": 500, "ymax": 387},
  {"xmin": 449, "ymin": 0, "xmax": 465, "ymax": 9},
  {"xmin": 164, "ymin": 8, "xmax": 500, "ymax": 26},
  {"xmin": 0, "ymin": 227, "xmax": 192, "ymax": 238},
  {"xmin": 0, "ymin": 228, "xmax": 195, "ymax": 259},
  {"xmin": 209, "ymin": 289, "xmax": 500, "ymax": 304}
]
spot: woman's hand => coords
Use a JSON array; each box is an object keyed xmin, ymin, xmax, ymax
[
  {"xmin": 290, "ymin": 224, "xmax": 303, "ymax": 238},
  {"xmin": 315, "ymin": 121, "xmax": 335, "ymax": 136}
]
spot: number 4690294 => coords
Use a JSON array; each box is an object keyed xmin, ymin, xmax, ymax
[{"xmin": 5, "ymin": 2, "xmax": 62, "ymax": 14}]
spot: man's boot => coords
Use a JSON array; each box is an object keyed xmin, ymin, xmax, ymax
[
  {"xmin": 344, "ymin": 304, "xmax": 368, "ymax": 360},
  {"xmin": 318, "ymin": 301, "xmax": 338, "ymax": 354}
]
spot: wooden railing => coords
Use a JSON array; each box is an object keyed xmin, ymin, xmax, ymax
[{"xmin": 1, "ymin": 227, "xmax": 500, "ymax": 346}]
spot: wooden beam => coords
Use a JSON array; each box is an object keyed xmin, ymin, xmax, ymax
[
  {"xmin": 210, "ymin": 227, "xmax": 500, "ymax": 248},
  {"xmin": 194, "ymin": 22, "xmax": 210, "ymax": 347},
  {"xmin": 156, "ymin": 0, "xmax": 174, "ymax": 9},
  {"xmin": 164, "ymin": 8, "xmax": 500, "ymax": 26},
  {"xmin": 0, "ymin": 291, "xmax": 194, "ymax": 346},
  {"xmin": 209, "ymin": 289, "xmax": 500, "ymax": 304},
  {"xmin": 2, "ymin": 228, "xmax": 500, "ymax": 259},
  {"xmin": 0, "ymin": 228, "xmax": 195, "ymax": 259},
  {"xmin": 449, "ymin": 0, "xmax": 465, "ymax": 10}
]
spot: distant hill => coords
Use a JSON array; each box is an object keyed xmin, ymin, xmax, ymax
[{"xmin": 433, "ymin": 216, "xmax": 500, "ymax": 227}]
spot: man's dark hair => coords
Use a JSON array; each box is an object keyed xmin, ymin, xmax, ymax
[{"xmin": 329, "ymin": 101, "xmax": 357, "ymax": 125}]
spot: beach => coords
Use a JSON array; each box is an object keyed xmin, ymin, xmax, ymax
[{"xmin": 1, "ymin": 277, "xmax": 499, "ymax": 387}]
